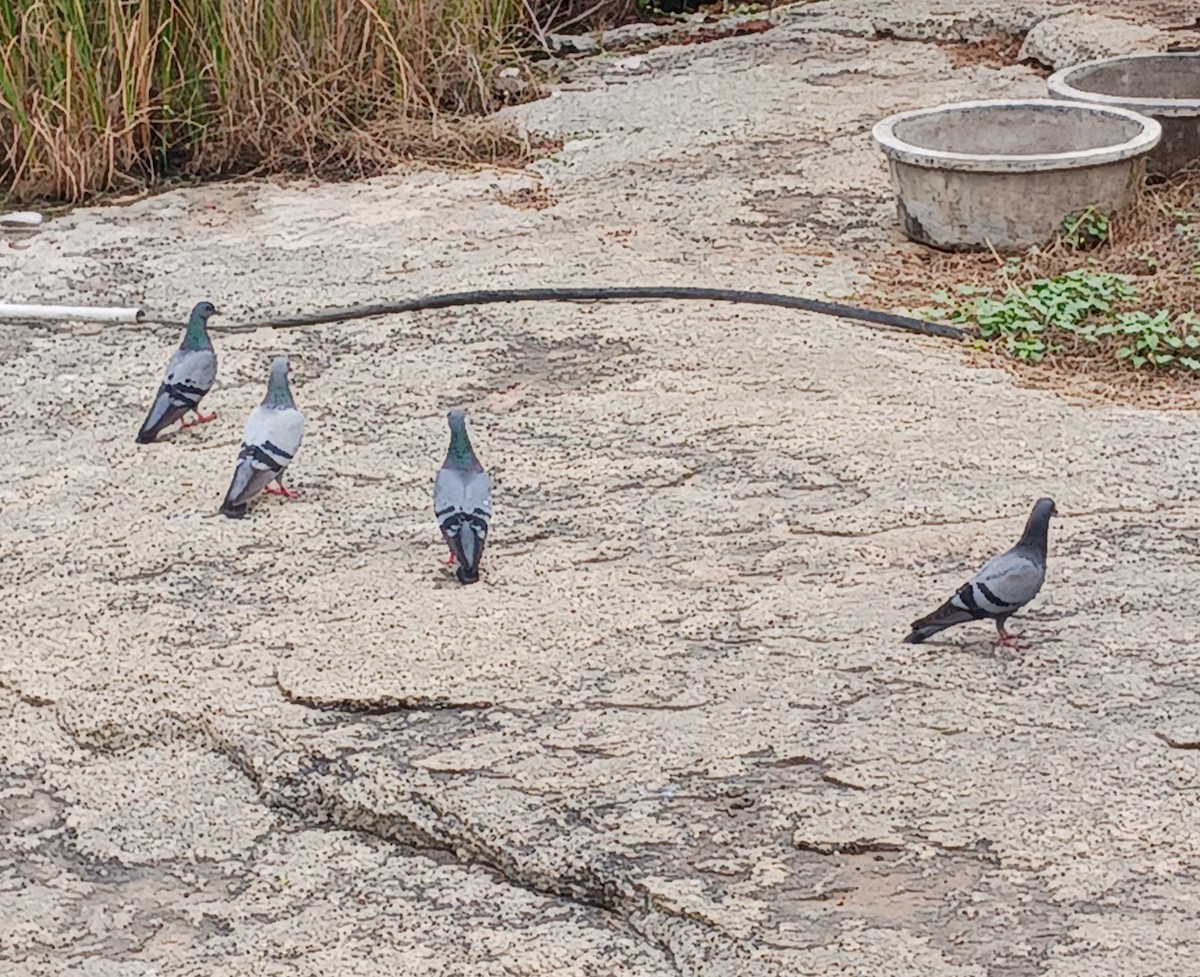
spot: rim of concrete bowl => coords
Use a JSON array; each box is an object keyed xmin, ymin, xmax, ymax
[
  {"xmin": 1047, "ymin": 52, "xmax": 1200, "ymax": 119},
  {"xmin": 871, "ymin": 98, "xmax": 1162, "ymax": 173}
]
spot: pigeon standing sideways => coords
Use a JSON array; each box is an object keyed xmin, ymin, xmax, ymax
[
  {"xmin": 220, "ymin": 357, "xmax": 305, "ymax": 519},
  {"xmin": 904, "ymin": 497, "xmax": 1058, "ymax": 648},
  {"xmin": 433, "ymin": 410, "xmax": 493, "ymax": 585},
  {"xmin": 136, "ymin": 301, "xmax": 219, "ymax": 444}
]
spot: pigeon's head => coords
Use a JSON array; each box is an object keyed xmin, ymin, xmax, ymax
[
  {"xmin": 447, "ymin": 409, "xmax": 468, "ymax": 432},
  {"xmin": 1017, "ymin": 498, "xmax": 1057, "ymax": 551},
  {"xmin": 263, "ymin": 357, "xmax": 295, "ymax": 407},
  {"xmin": 190, "ymin": 301, "xmax": 219, "ymax": 321},
  {"xmin": 269, "ymin": 356, "xmax": 291, "ymax": 382},
  {"xmin": 1024, "ymin": 498, "xmax": 1058, "ymax": 535}
]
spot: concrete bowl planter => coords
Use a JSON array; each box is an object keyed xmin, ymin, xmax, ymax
[
  {"xmin": 1047, "ymin": 53, "xmax": 1200, "ymax": 176},
  {"xmin": 871, "ymin": 99, "xmax": 1162, "ymax": 252}
]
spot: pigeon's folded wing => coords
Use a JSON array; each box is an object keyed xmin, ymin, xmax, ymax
[
  {"xmin": 461, "ymin": 470, "xmax": 492, "ymax": 521},
  {"xmin": 965, "ymin": 550, "xmax": 1046, "ymax": 613},
  {"xmin": 223, "ymin": 406, "xmax": 304, "ymax": 511},
  {"xmin": 139, "ymin": 347, "xmax": 217, "ymax": 439}
]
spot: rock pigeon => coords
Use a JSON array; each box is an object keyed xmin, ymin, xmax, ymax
[
  {"xmin": 136, "ymin": 301, "xmax": 219, "ymax": 444},
  {"xmin": 220, "ymin": 357, "xmax": 304, "ymax": 519},
  {"xmin": 903, "ymin": 497, "xmax": 1057, "ymax": 648},
  {"xmin": 433, "ymin": 410, "xmax": 493, "ymax": 584}
]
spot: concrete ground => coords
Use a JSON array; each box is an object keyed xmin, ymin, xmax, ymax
[{"xmin": 4, "ymin": 0, "xmax": 1200, "ymax": 974}]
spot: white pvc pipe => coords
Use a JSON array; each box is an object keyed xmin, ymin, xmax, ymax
[
  {"xmin": 0, "ymin": 211, "xmax": 43, "ymax": 227},
  {"xmin": 0, "ymin": 303, "xmax": 144, "ymax": 324}
]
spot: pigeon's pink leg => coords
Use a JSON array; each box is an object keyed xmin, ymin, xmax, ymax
[
  {"xmin": 996, "ymin": 626, "xmax": 1025, "ymax": 649},
  {"xmin": 179, "ymin": 410, "xmax": 217, "ymax": 429},
  {"xmin": 264, "ymin": 482, "xmax": 300, "ymax": 499},
  {"xmin": 444, "ymin": 552, "xmax": 457, "ymax": 566}
]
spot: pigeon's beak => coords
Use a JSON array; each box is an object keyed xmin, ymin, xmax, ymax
[{"xmin": 1051, "ymin": 504, "xmax": 1059, "ymax": 516}]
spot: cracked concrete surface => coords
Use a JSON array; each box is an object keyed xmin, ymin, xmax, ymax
[{"xmin": 4, "ymin": 0, "xmax": 1200, "ymax": 974}]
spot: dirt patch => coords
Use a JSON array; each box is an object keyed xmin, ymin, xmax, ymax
[
  {"xmin": 742, "ymin": 187, "xmax": 890, "ymax": 247},
  {"xmin": 933, "ymin": 33, "xmax": 1038, "ymax": 71},
  {"xmin": 960, "ymin": 345, "xmax": 1200, "ymax": 409},
  {"xmin": 1137, "ymin": 2, "xmax": 1200, "ymax": 25},
  {"xmin": 495, "ymin": 185, "xmax": 559, "ymax": 210},
  {"xmin": 859, "ymin": 169, "xmax": 1200, "ymax": 408},
  {"xmin": 675, "ymin": 17, "xmax": 776, "ymax": 45}
]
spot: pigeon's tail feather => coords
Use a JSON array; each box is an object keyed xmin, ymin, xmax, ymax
[
  {"xmin": 136, "ymin": 412, "xmax": 178, "ymax": 444},
  {"xmin": 136, "ymin": 390, "xmax": 186, "ymax": 444},
  {"xmin": 220, "ymin": 500, "xmax": 249, "ymax": 519},
  {"xmin": 903, "ymin": 600, "xmax": 975, "ymax": 644},
  {"xmin": 442, "ymin": 513, "xmax": 488, "ymax": 585},
  {"xmin": 903, "ymin": 623, "xmax": 946, "ymax": 644},
  {"xmin": 221, "ymin": 458, "xmax": 275, "ymax": 518}
]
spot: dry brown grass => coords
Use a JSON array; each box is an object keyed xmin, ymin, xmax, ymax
[
  {"xmin": 863, "ymin": 168, "xmax": 1200, "ymax": 408},
  {"xmin": 962, "ymin": 340, "xmax": 1200, "ymax": 410},
  {"xmin": 0, "ymin": 0, "xmax": 557, "ymax": 203}
]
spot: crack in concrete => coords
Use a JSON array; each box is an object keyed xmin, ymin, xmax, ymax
[
  {"xmin": 584, "ymin": 699, "xmax": 709, "ymax": 712},
  {"xmin": 209, "ymin": 737, "xmax": 758, "ymax": 977},
  {"xmin": 0, "ymin": 681, "xmax": 55, "ymax": 708},
  {"xmin": 1155, "ymin": 730, "xmax": 1200, "ymax": 750},
  {"xmin": 793, "ymin": 839, "xmax": 904, "ymax": 856},
  {"xmin": 273, "ymin": 671, "xmax": 495, "ymax": 713}
]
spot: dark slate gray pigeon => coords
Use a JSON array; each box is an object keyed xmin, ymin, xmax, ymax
[
  {"xmin": 220, "ymin": 357, "xmax": 305, "ymax": 519},
  {"xmin": 136, "ymin": 301, "xmax": 219, "ymax": 444},
  {"xmin": 433, "ymin": 410, "xmax": 493, "ymax": 585},
  {"xmin": 904, "ymin": 497, "xmax": 1057, "ymax": 648}
]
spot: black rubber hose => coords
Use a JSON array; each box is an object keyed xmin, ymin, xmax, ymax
[{"xmin": 215, "ymin": 286, "xmax": 964, "ymax": 340}]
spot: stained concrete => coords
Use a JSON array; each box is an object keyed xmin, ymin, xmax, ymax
[
  {"xmin": 1019, "ymin": 12, "xmax": 1198, "ymax": 71},
  {"xmin": 3, "ymin": 1, "xmax": 1200, "ymax": 975}
]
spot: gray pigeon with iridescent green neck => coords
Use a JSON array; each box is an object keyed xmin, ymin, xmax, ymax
[
  {"xmin": 220, "ymin": 357, "xmax": 305, "ymax": 519},
  {"xmin": 904, "ymin": 497, "xmax": 1058, "ymax": 649},
  {"xmin": 136, "ymin": 301, "xmax": 219, "ymax": 444},
  {"xmin": 433, "ymin": 410, "xmax": 493, "ymax": 584}
]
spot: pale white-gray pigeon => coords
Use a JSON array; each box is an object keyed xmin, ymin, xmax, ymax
[
  {"xmin": 220, "ymin": 357, "xmax": 304, "ymax": 519},
  {"xmin": 904, "ymin": 497, "xmax": 1057, "ymax": 647}
]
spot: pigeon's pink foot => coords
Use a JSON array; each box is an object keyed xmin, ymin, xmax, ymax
[
  {"xmin": 179, "ymin": 410, "xmax": 217, "ymax": 430},
  {"xmin": 444, "ymin": 552, "xmax": 457, "ymax": 566},
  {"xmin": 996, "ymin": 629, "xmax": 1025, "ymax": 649},
  {"xmin": 264, "ymin": 483, "xmax": 300, "ymax": 499}
]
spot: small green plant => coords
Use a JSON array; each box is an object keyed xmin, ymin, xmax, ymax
[
  {"xmin": 918, "ymin": 269, "xmax": 1200, "ymax": 374},
  {"xmin": 1060, "ymin": 206, "xmax": 1110, "ymax": 250},
  {"xmin": 1104, "ymin": 310, "xmax": 1200, "ymax": 370}
]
